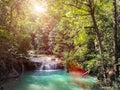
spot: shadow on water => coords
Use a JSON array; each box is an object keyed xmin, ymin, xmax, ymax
[{"xmin": 3, "ymin": 70, "xmax": 99, "ymax": 90}]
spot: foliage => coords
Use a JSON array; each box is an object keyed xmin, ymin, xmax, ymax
[
  {"xmin": 0, "ymin": 0, "xmax": 120, "ymax": 87},
  {"xmin": 47, "ymin": 1, "xmax": 120, "ymax": 85}
]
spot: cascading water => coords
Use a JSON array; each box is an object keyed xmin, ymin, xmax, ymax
[
  {"xmin": 28, "ymin": 50, "xmax": 64, "ymax": 70},
  {"xmin": 40, "ymin": 63, "xmax": 52, "ymax": 70},
  {"xmin": 39, "ymin": 60, "xmax": 60, "ymax": 70}
]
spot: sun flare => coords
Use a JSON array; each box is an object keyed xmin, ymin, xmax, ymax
[{"xmin": 34, "ymin": 3, "xmax": 47, "ymax": 13}]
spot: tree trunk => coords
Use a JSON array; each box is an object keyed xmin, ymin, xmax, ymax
[
  {"xmin": 113, "ymin": 0, "xmax": 119, "ymax": 77},
  {"xmin": 88, "ymin": 0, "xmax": 106, "ymax": 78}
]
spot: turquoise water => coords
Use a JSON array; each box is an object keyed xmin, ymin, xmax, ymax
[{"xmin": 5, "ymin": 70, "xmax": 99, "ymax": 90}]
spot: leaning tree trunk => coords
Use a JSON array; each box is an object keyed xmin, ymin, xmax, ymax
[{"xmin": 113, "ymin": 0, "xmax": 119, "ymax": 77}]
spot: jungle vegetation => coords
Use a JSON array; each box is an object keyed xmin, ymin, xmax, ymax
[{"xmin": 0, "ymin": 0, "xmax": 120, "ymax": 88}]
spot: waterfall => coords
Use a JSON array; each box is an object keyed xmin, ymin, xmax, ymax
[
  {"xmin": 28, "ymin": 50, "xmax": 64, "ymax": 70},
  {"xmin": 39, "ymin": 62, "xmax": 58, "ymax": 70},
  {"xmin": 39, "ymin": 58, "xmax": 58, "ymax": 70}
]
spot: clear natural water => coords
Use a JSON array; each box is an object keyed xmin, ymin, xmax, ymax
[{"xmin": 4, "ymin": 70, "xmax": 99, "ymax": 90}]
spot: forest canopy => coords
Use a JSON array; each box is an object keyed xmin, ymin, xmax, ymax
[{"xmin": 0, "ymin": 0, "xmax": 120, "ymax": 88}]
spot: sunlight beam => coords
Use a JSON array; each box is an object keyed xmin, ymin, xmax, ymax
[{"xmin": 34, "ymin": 3, "xmax": 47, "ymax": 13}]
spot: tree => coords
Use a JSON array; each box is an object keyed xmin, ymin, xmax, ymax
[{"xmin": 113, "ymin": 0, "xmax": 119, "ymax": 77}]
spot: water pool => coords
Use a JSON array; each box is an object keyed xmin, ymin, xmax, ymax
[{"xmin": 4, "ymin": 70, "xmax": 99, "ymax": 90}]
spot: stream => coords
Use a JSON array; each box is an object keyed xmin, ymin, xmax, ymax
[
  {"xmin": 2, "ymin": 51, "xmax": 99, "ymax": 90},
  {"xmin": 3, "ymin": 70, "xmax": 98, "ymax": 90}
]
